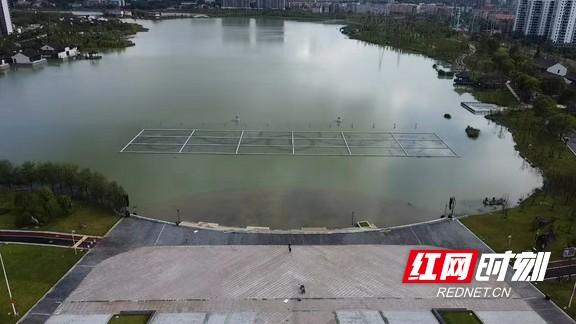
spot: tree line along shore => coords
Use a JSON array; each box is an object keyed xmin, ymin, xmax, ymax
[
  {"xmin": 0, "ymin": 160, "xmax": 127, "ymax": 229},
  {"xmin": 338, "ymin": 13, "xmax": 576, "ymax": 316},
  {"xmin": 0, "ymin": 11, "xmax": 147, "ymax": 63}
]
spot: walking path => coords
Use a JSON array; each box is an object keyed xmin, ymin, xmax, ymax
[
  {"xmin": 545, "ymin": 259, "xmax": 576, "ymax": 279},
  {"xmin": 0, "ymin": 230, "xmax": 100, "ymax": 250},
  {"xmin": 567, "ymin": 136, "xmax": 576, "ymax": 157},
  {"xmin": 18, "ymin": 217, "xmax": 574, "ymax": 324},
  {"xmin": 454, "ymin": 44, "xmax": 476, "ymax": 71},
  {"xmin": 506, "ymin": 80, "xmax": 522, "ymax": 103}
]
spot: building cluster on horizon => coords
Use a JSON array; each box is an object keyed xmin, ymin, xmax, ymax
[
  {"xmin": 221, "ymin": 0, "xmax": 460, "ymax": 15},
  {"xmin": 81, "ymin": 0, "xmax": 125, "ymax": 7},
  {"xmin": 222, "ymin": 0, "xmax": 286, "ymax": 9},
  {"xmin": 513, "ymin": 0, "xmax": 576, "ymax": 45},
  {"xmin": 0, "ymin": 0, "xmax": 13, "ymax": 36},
  {"xmin": 12, "ymin": 0, "xmax": 125, "ymax": 8}
]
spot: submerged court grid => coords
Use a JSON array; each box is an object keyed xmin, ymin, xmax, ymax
[{"xmin": 120, "ymin": 129, "xmax": 459, "ymax": 157}]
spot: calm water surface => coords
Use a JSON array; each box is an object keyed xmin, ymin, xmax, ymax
[{"xmin": 0, "ymin": 18, "xmax": 542, "ymax": 228}]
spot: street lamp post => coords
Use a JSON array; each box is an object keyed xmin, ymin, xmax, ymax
[
  {"xmin": 569, "ymin": 280, "xmax": 576, "ymax": 308},
  {"xmin": 507, "ymin": 235, "xmax": 512, "ymax": 250},
  {"xmin": 0, "ymin": 247, "xmax": 18, "ymax": 317},
  {"xmin": 71, "ymin": 230, "xmax": 77, "ymax": 255}
]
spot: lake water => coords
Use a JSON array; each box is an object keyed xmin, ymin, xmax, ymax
[{"xmin": 0, "ymin": 18, "xmax": 542, "ymax": 228}]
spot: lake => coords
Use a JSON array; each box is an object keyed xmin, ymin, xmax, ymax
[{"xmin": 0, "ymin": 17, "xmax": 542, "ymax": 228}]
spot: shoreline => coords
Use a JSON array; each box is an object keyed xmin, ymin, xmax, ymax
[
  {"xmin": 3, "ymin": 13, "xmax": 545, "ymax": 229},
  {"xmin": 129, "ymin": 212, "xmax": 455, "ymax": 234}
]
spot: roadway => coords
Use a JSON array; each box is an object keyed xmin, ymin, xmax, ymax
[
  {"xmin": 0, "ymin": 230, "xmax": 100, "ymax": 249},
  {"xmin": 545, "ymin": 259, "xmax": 576, "ymax": 279}
]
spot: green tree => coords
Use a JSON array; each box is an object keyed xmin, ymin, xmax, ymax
[
  {"xmin": 559, "ymin": 87, "xmax": 576, "ymax": 105},
  {"xmin": 533, "ymin": 96, "xmax": 557, "ymax": 117},
  {"xmin": 61, "ymin": 163, "xmax": 79, "ymax": 196},
  {"xmin": 480, "ymin": 37, "xmax": 499, "ymax": 54},
  {"xmin": 509, "ymin": 44, "xmax": 521, "ymax": 60},
  {"xmin": 18, "ymin": 161, "xmax": 37, "ymax": 191},
  {"xmin": 13, "ymin": 192, "xmax": 41, "ymax": 226},
  {"xmin": 90, "ymin": 172, "xmax": 107, "ymax": 204},
  {"xmin": 5, "ymin": 160, "xmax": 128, "ymax": 220},
  {"xmin": 541, "ymin": 76, "xmax": 566, "ymax": 97},
  {"xmin": 492, "ymin": 48, "xmax": 514, "ymax": 74},
  {"xmin": 36, "ymin": 162, "xmax": 57, "ymax": 192},
  {"xmin": 515, "ymin": 73, "xmax": 540, "ymax": 100},
  {"xmin": 0, "ymin": 160, "xmax": 14, "ymax": 187},
  {"xmin": 78, "ymin": 168, "xmax": 93, "ymax": 199},
  {"xmin": 38, "ymin": 186, "xmax": 63, "ymax": 221},
  {"xmin": 548, "ymin": 113, "xmax": 576, "ymax": 138},
  {"xmin": 57, "ymin": 195, "xmax": 74, "ymax": 215}
]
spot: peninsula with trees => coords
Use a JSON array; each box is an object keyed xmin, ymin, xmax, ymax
[{"xmin": 0, "ymin": 11, "xmax": 146, "ymax": 67}]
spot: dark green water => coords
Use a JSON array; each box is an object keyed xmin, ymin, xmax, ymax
[{"xmin": 0, "ymin": 18, "xmax": 542, "ymax": 228}]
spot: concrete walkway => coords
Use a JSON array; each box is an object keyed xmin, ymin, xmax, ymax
[
  {"xmin": 19, "ymin": 217, "xmax": 574, "ymax": 324},
  {"xmin": 567, "ymin": 137, "xmax": 576, "ymax": 157}
]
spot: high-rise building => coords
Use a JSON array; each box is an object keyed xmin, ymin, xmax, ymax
[
  {"xmin": 108, "ymin": 0, "xmax": 126, "ymax": 7},
  {"xmin": 256, "ymin": 0, "xmax": 285, "ymax": 10},
  {"xmin": 549, "ymin": 0, "xmax": 576, "ymax": 43},
  {"xmin": 513, "ymin": 0, "xmax": 530, "ymax": 31},
  {"xmin": 0, "ymin": 0, "xmax": 13, "ymax": 37},
  {"xmin": 513, "ymin": 0, "xmax": 576, "ymax": 45},
  {"xmin": 513, "ymin": 0, "xmax": 556, "ymax": 37},
  {"xmin": 222, "ymin": 0, "xmax": 251, "ymax": 8}
]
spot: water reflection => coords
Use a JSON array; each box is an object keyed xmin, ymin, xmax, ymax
[
  {"xmin": 220, "ymin": 17, "xmax": 252, "ymax": 45},
  {"xmin": 219, "ymin": 17, "xmax": 285, "ymax": 46},
  {"xmin": 0, "ymin": 18, "xmax": 543, "ymax": 228},
  {"xmin": 255, "ymin": 19, "xmax": 285, "ymax": 44}
]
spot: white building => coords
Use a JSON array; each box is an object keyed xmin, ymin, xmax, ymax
[
  {"xmin": 0, "ymin": 58, "xmax": 9, "ymax": 69},
  {"xmin": 0, "ymin": 0, "xmax": 13, "ymax": 36},
  {"xmin": 549, "ymin": 0, "xmax": 576, "ymax": 44},
  {"xmin": 546, "ymin": 62, "xmax": 568, "ymax": 75},
  {"xmin": 513, "ymin": 0, "xmax": 556, "ymax": 37},
  {"xmin": 40, "ymin": 44, "xmax": 79, "ymax": 59},
  {"xmin": 11, "ymin": 51, "xmax": 47, "ymax": 65}
]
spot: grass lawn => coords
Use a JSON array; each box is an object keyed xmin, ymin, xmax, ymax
[
  {"xmin": 462, "ymin": 195, "xmax": 576, "ymax": 260},
  {"xmin": 473, "ymin": 89, "xmax": 519, "ymax": 107},
  {"xmin": 462, "ymin": 108, "xmax": 576, "ymax": 320},
  {"xmin": 0, "ymin": 244, "xmax": 83, "ymax": 324},
  {"xmin": 536, "ymin": 279, "xmax": 576, "ymax": 319},
  {"xmin": 0, "ymin": 191, "xmax": 119, "ymax": 236},
  {"xmin": 462, "ymin": 110, "xmax": 576, "ymax": 260},
  {"xmin": 439, "ymin": 310, "xmax": 482, "ymax": 324},
  {"xmin": 108, "ymin": 314, "xmax": 151, "ymax": 324}
]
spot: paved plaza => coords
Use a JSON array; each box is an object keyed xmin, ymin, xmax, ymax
[
  {"xmin": 54, "ymin": 245, "xmax": 543, "ymax": 323},
  {"xmin": 67, "ymin": 245, "xmax": 521, "ymax": 302},
  {"xmin": 46, "ymin": 311, "xmax": 548, "ymax": 324},
  {"xmin": 20, "ymin": 217, "xmax": 574, "ymax": 324}
]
